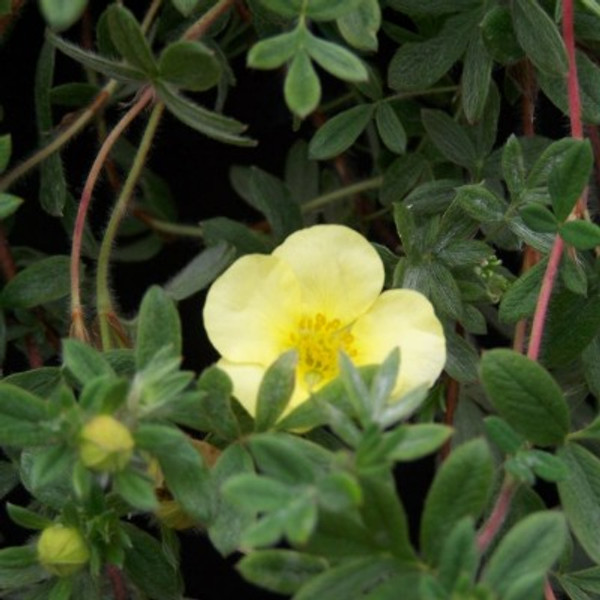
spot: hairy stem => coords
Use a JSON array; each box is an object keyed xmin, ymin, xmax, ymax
[
  {"xmin": 302, "ymin": 176, "xmax": 384, "ymax": 213},
  {"xmin": 183, "ymin": 0, "xmax": 237, "ymax": 40},
  {"xmin": 527, "ymin": 0, "xmax": 583, "ymax": 360},
  {"xmin": 0, "ymin": 81, "xmax": 118, "ymax": 193},
  {"xmin": 70, "ymin": 87, "xmax": 153, "ymax": 341},
  {"xmin": 477, "ymin": 477, "xmax": 518, "ymax": 553},
  {"xmin": 96, "ymin": 101, "xmax": 165, "ymax": 350}
]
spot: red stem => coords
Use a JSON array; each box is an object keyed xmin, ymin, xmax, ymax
[
  {"xmin": 476, "ymin": 479, "xmax": 517, "ymax": 553},
  {"xmin": 545, "ymin": 579, "xmax": 558, "ymax": 600},
  {"xmin": 527, "ymin": 0, "xmax": 583, "ymax": 360},
  {"xmin": 106, "ymin": 565, "xmax": 127, "ymax": 600},
  {"xmin": 70, "ymin": 88, "xmax": 152, "ymax": 340}
]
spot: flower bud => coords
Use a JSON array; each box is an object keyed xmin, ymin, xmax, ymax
[
  {"xmin": 37, "ymin": 525, "xmax": 89, "ymax": 577},
  {"xmin": 79, "ymin": 415, "xmax": 134, "ymax": 472}
]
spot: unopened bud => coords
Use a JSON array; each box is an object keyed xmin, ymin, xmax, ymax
[
  {"xmin": 37, "ymin": 525, "xmax": 89, "ymax": 577},
  {"xmin": 79, "ymin": 415, "xmax": 134, "ymax": 472}
]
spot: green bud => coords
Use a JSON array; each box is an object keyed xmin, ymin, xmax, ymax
[
  {"xmin": 37, "ymin": 525, "xmax": 89, "ymax": 577},
  {"xmin": 79, "ymin": 415, "xmax": 134, "ymax": 472}
]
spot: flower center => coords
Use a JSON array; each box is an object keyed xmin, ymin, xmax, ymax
[{"xmin": 289, "ymin": 313, "xmax": 356, "ymax": 389}]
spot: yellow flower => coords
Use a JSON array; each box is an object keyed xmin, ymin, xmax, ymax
[
  {"xmin": 203, "ymin": 225, "xmax": 446, "ymax": 417},
  {"xmin": 79, "ymin": 415, "xmax": 134, "ymax": 472},
  {"xmin": 37, "ymin": 524, "xmax": 89, "ymax": 577}
]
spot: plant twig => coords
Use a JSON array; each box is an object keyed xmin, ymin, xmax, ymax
[
  {"xmin": 70, "ymin": 87, "xmax": 154, "ymax": 341},
  {"xmin": 106, "ymin": 564, "xmax": 128, "ymax": 600},
  {"xmin": 96, "ymin": 101, "xmax": 165, "ymax": 350},
  {"xmin": 527, "ymin": 0, "xmax": 583, "ymax": 360},
  {"xmin": 302, "ymin": 176, "xmax": 384, "ymax": 213},
  {"xmin": 183, "ymin": 0, "xmax": 237, "ymax": 40},
  {"xmin": 477, "ymin": 477, "xmax": 518, "ymax": 553}
]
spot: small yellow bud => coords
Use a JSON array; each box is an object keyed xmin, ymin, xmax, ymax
[
  {"xmin": 79, "ymin": 415, "xmax": 134, "ymax": 472},
  {"xmin": 37, "ymin": 525, "xmax": 90, "ymax": 577}
]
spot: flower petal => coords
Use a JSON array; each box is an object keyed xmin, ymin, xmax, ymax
[
  {"xmin": 351, "ymin": 289, "xmax": 446, "ymax": 398},
  {"xmin": 203, "ymin": 254, "xmax": 302, "ymax": 365},
  {"xmin": 273, "ymin": 225, "xmax": 384, "ymax": 323},
  {"xmin": 217, "ymin": 360, "xmax": 265, "ymax": 416}
]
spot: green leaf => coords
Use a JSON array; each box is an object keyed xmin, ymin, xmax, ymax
[
  {"xmin": 6, "ymin": 503, "xmax": 52, "ymax": 530},
  {"xmin": 135, "ymin": 285, "xmax": 181, "ymax": 369},
  {"xmin": 387, "ymin": 424, "xmax": 453, "ymax": 461},
  {"xmin": 259, "ymin": 0, "xmax": 302, "ymax": 18},
  {"xmin": 0, "ymin": 134, "xmax": 11, "ymax": 174},
  {"xmin": 0, "ymin": 255, "xmax": 71, "ymax": 308},
  {"xmin": 379, "ymin": 154, "xmax": 427, "ymax": 206},
  {"xmin": 481, "ymin": 5, "xmax": 524, "ymax": 65},
  {"xmin": 358, "ymin": 475, "xmax": 415, "ymax": 561},
  {"xmin": 47, "ymin": 30, "xmax": 148, "ymax": 82},
  {"xmin": 294, "ymin": 556, "xmax": 404, "ymax": 600},
  {"xmin": 541, "ymin": 288, "xmax": 600, "ymax": 367},
  {"xmin": 135, "ymin": 423, "xmax": 214, "ymax": 523},
  {"xmin": 558, "ymin": 443, "xmax": 600, "ymax": 563},
  {"xmin": 105, "ymin": 4, "xmax": 157, "ymax": 76},
  {"xmin": 201, "ymin": 217, "xmax": 272, "ymax": 254},
  {"xmin": 305, "ymin": 33, "xmax": 368, "ymax": 82},
  {"xmin": 308, "ymin": 104, "xmax": 374, "ymax": 160},
  {"xmin": 484, "ymin": 416, "xmax": 525, "ymax": 454},
  {"xmin": 421, "ymin": 109, "xmax": 478, "ymax": 170},
  {"xmin": 237, "ymin": 550, "xmax": 328, "ymax": 595},
  {"xmin": 247, "ymin": 29, "xmax": 300, "ymax": 69},
  {"xmin": 29, "ymin": 444, "xmax": 72, "ymax": 489},
  {"xmin": 247, "ymin": 433, "xmax": 327, "ymax": 484},
  {"xmin": 337, "ymin": 0, "xmax": 381, "ymax": 52},
  {"xmin": 61, "ymin": 339, "xmax": 115, "ymax": 385},
  {"xmin": 0, "ymin": 193, "xmax": 23, "ymax": 219},
  {"xmin": 164, "ymin": 242, "xmax": 235, "ymax": 302},
  {"xmin": 171, "ymin": 0, "xmax": 200, "ymax": 16},
  {"xmin": 520, "ymin": 203, "xmax": 558, "ymax": 233},
  {"xmin": 305, "ymin": 0, "xmax": 362, "ymax": 21},
  {"xmin": 284, "ymin": 50, "xmax": 320, "ymax": 118},
  {"xmin": 420, "ymin": 439, "xmax": 494, "ymax": 564},
  {"xmin": 158, "ymin": 40, "xmax": 221, "ymax": 91},
  {"xmin": 512, "ymin": 0, "xmax": 568, "ymax": 76},
  {"xmin": 528, "ymin": 449, "xmax": 568, "ymax": 482},
  {"xmin": 560, "ymin": 221, "xmax": 600, "ymax": 250},
  {"xmin": 197, "ymin": 366, "xmax": 241, "ymax": 440},
  {"xmin": 562, "ymin": 566, "xmax": 600, "ymax": 595},
  {"xmin": 255, "ymin": 351, "xmax": 297, "ymax": 432},
  {"xmin": 502, "ymin": 134, "xmax": 526, "ymax": 198},
  {"xmin": 444, "ymin": 329, "xmax": 479, "ymax": 383},
  {"xmin": 0, "ymin": 384, "xmax": 52, "ymax": 446},
  {"xmin": 538, "ymin": 50, "xmax": 600, "ymax": 124},
  {"xmin": 480, "ymin": 349, "xmax": 569, "ymax": 446},
  {"xmin": 155, "ymin": 82, "xmax": 255, "ymax": 146},
  {"xmin": 114, "ymin": 469, "xmax": 159, "ymax": 512},
  {"xmin": 549, "ymin": 140, "xmax": 593, "ymax": 221},
  {"xmin": 482, "ymin": 511, "xmax": 567, "ymax": 596},
  {"xmin": 36, "ymin": 40, "xmax": 66, "ymax": 216},
  {"xmin": 122, "ymin": 524, "xmax": 182, "ymax": 600},
  {"xmin": 39, "ymin": 0, "xmax": 87, "ymax": 30},
  {"xmin": 498, "ymin": 258, "xmax": 546, "ymax": 323},
  {"xmin": 387, "ymin": 0, "xmax": 479, "ymax": 15},
  {"xmin": 388, "ymin": 11, "xmax": 477, "ymax": 91},
  {"xmin": 462, "ymin": 33, "xmax": 492, "ymax": 123},
  {"xmin": 438, "ymin": 517, "xmax": 478, "ymax": 592},
  {"xmin": 375, "ymin": 102, "xmax": 407, "ymax": 154},
  {"xmin": 50, "ymin": 83, "xmax": 99, "ymax": 107},
  {"xmin": 455, "ymin": 184, "xmax": 506, "ymax": 222},
  {"xmin": 223, "ymin": 473, "xmax": 294, "ymax": 512},
  {"xmin": 246, "ymin": 166, "xmax": 303, "ymax": 238},
  {"xmin": 208, "ymin": 444, "xmax": 255, "ymax": 556}
]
